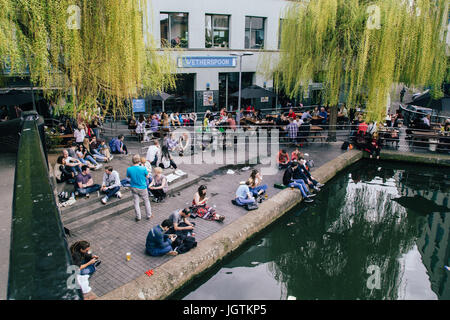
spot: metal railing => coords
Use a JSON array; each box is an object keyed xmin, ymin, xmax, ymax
[{"xmin": 7, "ymin": 111, "xmax": 82, "ymax": 300}]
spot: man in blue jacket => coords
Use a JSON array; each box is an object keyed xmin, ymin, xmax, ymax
[
  {"xmin": 145, "ymin": 219, "xmax": 178, "ymax": 256},
  {"xmin": 109, "ymin": 135, "xmax": 128, "ymax": 155}
]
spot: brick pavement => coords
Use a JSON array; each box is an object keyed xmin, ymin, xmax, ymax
[{"xmin": 67, "ymin": 141, "xmax": 345, "ymax": 297}]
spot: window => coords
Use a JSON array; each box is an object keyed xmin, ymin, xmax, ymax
[
  {"xmin": 205, "ymin": 14, "xmax": 230, "ymax": 48},
  {"xmin": 245, "ymin": 16, "xmax": 266, "ymax": 49},
  {"xmin": 160, "ymin": 13, "xmax": 189, "ymax": 48}
]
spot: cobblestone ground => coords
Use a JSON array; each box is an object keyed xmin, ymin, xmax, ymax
[{"xmin": 62, "ymin": 125, "xmax": 345, "ymax": 297}]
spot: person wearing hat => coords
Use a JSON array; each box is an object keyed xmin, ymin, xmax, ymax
[{"xmin": 235, "ymin": 180, "xmax": 257, "ymax": 207}]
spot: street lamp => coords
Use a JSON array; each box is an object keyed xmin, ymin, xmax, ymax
[{"xmin": 230, "ymin": 52, "xmax": 253, "ymax": 114}]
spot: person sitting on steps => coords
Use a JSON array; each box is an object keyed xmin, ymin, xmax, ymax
[
  {"xmin": 192, "ymin": 185, "xmax": 225, "ymax": 222},
  {"xmin": 75, "ymin": 165, "xmax": 101, "ymax": 198},
  {"xmin": 148, "ymin": 167, "xmax": 168, "ymax": 203},
  {"xmin": 100, "ymin": 166, "xmax": 122, "ymax": 204}
]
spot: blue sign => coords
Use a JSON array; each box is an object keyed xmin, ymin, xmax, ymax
[
  {"xmin": 177, "ymin": 56, "xmax": 237, "ymax": 68},
  {"xmin": 132, "ymin": 99, "xmax": 146, "ymax": 113}
]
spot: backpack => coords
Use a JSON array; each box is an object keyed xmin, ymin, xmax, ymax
[
  {"xmin": 171, "ymin": 235, "xmax": 197, "ymax": 254},
  {"xmin": 341, "ymin": 141, "xmax": 349, "ymax": 150},
  {"xmin": 306, "ymin": 159, "xmax": 314, "ymax": 168}
]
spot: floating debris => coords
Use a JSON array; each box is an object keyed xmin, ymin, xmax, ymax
[
  {"xmin": 241, "ymin": 167, "xmax": 251, "ymax": 171},
  {"xmin": 287, "ymin": 222, "xmax": 295, "ymax": 226},
  {"xmin": 227, "ymin": 170, "xmax": 235, "ymax": 175},
  {"xmin": 287, "ymin": 296, "xmax": 297, "ymax": 300}
]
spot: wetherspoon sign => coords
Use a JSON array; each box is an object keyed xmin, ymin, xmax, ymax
[{"xmin": 178, "ymin": 56, "xmax": 237, "ymax": 68}]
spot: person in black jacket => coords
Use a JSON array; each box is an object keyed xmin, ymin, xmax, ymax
[
  {"xmin": 282, "ymin": 162, "xmax": 315, "ymax": 203},
  {"xmin": 297, "ymin": 158, "xmax": 324, "ymax": 191},
  {"xmin": 55, "ymin": 156, "xmax": 76, "ymax": 183}
]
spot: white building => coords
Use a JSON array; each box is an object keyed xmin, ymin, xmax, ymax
[{"xmin": 145, "ymin": 0, "xmax": 295, "ymax": 114}]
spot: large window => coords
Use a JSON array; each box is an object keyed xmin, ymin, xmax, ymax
[
  {"xmin": 205, "ymin": 14, "xmax": 230, "ymax": 48},
  {"xmin": 160, "ymin": 13, "xmax": 189, "ymax": 48},
  {"xmin": 245, "ymin": 16, "xmax": 266, "ymax": 49}
]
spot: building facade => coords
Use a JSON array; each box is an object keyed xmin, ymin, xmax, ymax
[{"xmin": 146, "ymin": 0, "xmax": 293, "ymax": 114}]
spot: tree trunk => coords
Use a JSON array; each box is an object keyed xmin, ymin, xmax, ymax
[{"xmin": 327, "ymin": 105, "xmax": 338, "ymax": 142}]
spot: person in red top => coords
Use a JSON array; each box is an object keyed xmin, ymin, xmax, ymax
[
  {"xmin": 277, "ymin": 149, "xmax": 291, "ymax": 169},
  {"xmin": 246, "ymin": 105, "xmax": 255, "ymax": 114},
  {"xmin": 288, "ymin": 108, "xmax": 296, "ymax": 120},
  {"xmin": 357, "ymin": 118, "xmax": 368, "ymax": 135},
  {"xmin": 291, "ymin": 148, "xmax": 303, "ymax": 162}
]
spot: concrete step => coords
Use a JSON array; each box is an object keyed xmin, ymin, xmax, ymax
[
  {"xmin": 60, "ymin": 170, "xmax": 188, "ymax": 215},
  {"xmin": 64, "ymin": 200, "xmax": 134, "ymax": 233},
  {"xmin": 62, "ymin": 173, "xmax": 201, "ymax": 233}
]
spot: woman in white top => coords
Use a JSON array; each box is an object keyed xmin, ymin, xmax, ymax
[
  {"xmin": 74, "ymin": 124, "xmax": 86, "ymax": 144},
  {"xmin": 136, "ymin": 115, "xmax": 146, "ymax": 143}
]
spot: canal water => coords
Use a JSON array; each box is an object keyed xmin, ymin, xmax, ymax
[{"xmin": 171, "ymin": 160, "xmax": 450, "ymax": 300}]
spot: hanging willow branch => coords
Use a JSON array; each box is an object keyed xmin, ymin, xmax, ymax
[
  {"xmin": 0, "ymin": 0, "xmax": 177, "ymax": 119},
  {"xmin": 271, "ymin": 0, "xmax": 449, "ymax": 122}
]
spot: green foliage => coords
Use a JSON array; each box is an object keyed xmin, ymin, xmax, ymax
[
  {"xmin": 0, "ymin": 0, "xmax": 177, "ymax": 118},
  {"xmin": 274, "ymin": 0, "xmax": 449, "ymax": 122}
]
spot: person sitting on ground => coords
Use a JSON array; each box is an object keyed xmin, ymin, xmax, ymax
[
  {"xmin": 75, "ymin": 165, "xmax": 101, "ymax": 198},
  {"xmin": 291, "ymin": 148, "xmax": 304, "ymax": 162},
  {"xmin": 293, "ymin": 159, "xmax": 321, "ymax": 192},
  {"xmin": 277, "ymin": 149, "xmax": 291, "ymax": 169},
  {"xmin": 166, "ymin": 208, "xmax": 195, "ymax": 236},
  {"xmin": 109, "ymin": 134, "xmax": 128, "ymax": 155},
  {"xmin": 62, "ymin": 149, "xmax": 82, "ymax": 175},
  {"xmin": 248, "ymin": 169, "xmax": 268, "ymax": 201},
  {"xmin": 159, "ymin": 145, "xmax": 177, "ymax": 170},
  {"xmin": 146, "ymin": 139, "xmax": 161, "ymax": 167},
  {"xmin": 192, "ymin": 185, "xmax": 225, "ymax": 222},
  {"xmin": 148, "ymin": 167, "xmax": 168, "ymax": 203},
  {"xmin": 235, "ymin": 180, "xmax": 257, "ymax": 207},
  {"xmin": 145, "ymin": 219, "xmax": 178, "ymax": 257},
  {"xmin": 282, "ymin": 162, "xmax": 315, "ymax": 203},
  {"xmin": 298, "ymin": 158, "xmax": 324, "ymax": 189},
  {"xmin": 364, "ymin": 134, "xmax": 381, "ymax": 160},
  {"xmin": 70, "ymin": 240, "xmax": 101, "ymax": 276},
  {"xmin": 55, "ymin": 155, "xmax": 76, "ymax": 184},
  {"xmin": 100, "ymin": 166, "xmax": 122, "ymax": 204}
]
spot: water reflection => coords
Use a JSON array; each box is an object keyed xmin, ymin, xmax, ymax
[{"xmin": 176, "ymin": 161, "xmax": 449, "ymax": 300}]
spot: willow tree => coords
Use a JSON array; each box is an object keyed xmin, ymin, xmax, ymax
[
  {"xmin": 0, "ymin": 0, "xmax": 176, "ymax": 118},
  {"xmin": 273, "ymin": 0, "xmax": 448, "ymax": 140}
]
